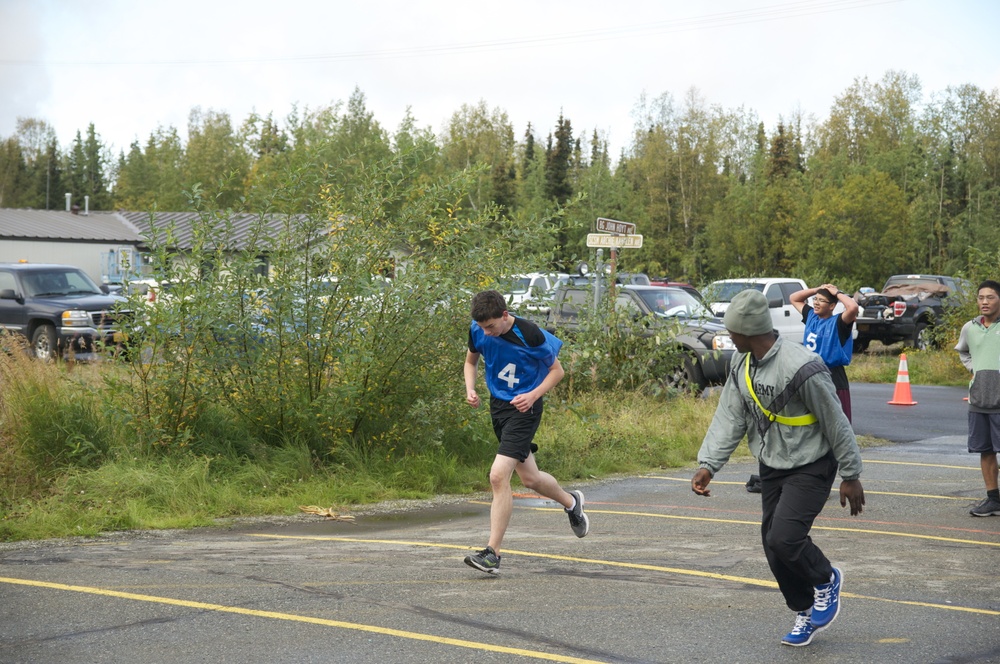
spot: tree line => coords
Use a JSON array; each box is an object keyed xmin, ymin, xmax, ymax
[{"xmin": 2, "ymin": 71, "xmax": 999, "ymax": 289}]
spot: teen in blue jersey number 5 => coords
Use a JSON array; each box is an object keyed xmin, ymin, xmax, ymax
[{"xmin": 462, "ymin": 290, "xmax": 589, "ymax": 575}]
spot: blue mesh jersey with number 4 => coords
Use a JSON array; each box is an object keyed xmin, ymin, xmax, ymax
[{"xmin": 468, "ymin": 317, "xmax": 563, "ymax": 402}]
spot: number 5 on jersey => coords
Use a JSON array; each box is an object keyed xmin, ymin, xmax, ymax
[{"xmin": 498, "ymin": 363, "xmax": 520, "ymax": 389}]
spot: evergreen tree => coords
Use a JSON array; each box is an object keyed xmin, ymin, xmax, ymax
[
  {"xmin": 545, "ymin": 113, "xmax": 573, "ymax": 204},
  {"xmin": 82, "ymin": 124, "xmax": 110, "ymax": 209},
  {"xmin": 524, "ymin": 123, "xmax": 535, "ymax": 163},
  {"xmin": 63, "ymin": 124, "xmax": 111, "ymax": 210},
  {"xmin": 37, "ymin": 138, "xmax": 64, "ymax": 210},
  {"xmin": 767, "ymin": 123, "xmax": 795, "ymax": 181},
  {"xmin": 65, "ymin": 130, "xmax": 86, "ymax": 207}
]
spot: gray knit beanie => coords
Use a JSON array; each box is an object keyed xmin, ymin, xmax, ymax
[{"xmin": 723, "ymin": 289, "xmax": 773, "ymax": 336}]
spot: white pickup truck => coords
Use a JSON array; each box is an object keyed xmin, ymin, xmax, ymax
[{"xmin": 704, "ymin": 278, "xmax": 809, "ymax": 344}]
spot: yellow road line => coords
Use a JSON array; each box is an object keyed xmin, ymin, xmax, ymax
[
  {"xmin": 649, "ymin": 476, "xmax": 977, "ymax": 500},
  {"xmin": 0, "ymin": 576, "xmax": 607, "ymax": 664},
  {"xmin": 249, "ymin": 535, "xmax": 1000, "ymax": 617},
  {"xmin": 859, "ymin": 491, "xmax": 971, "ymax": 501},
  {"xmin": 863, "ymin": 460, "xmax": 979, "ymax": 470},
  {"xmin": 525, "ymin": 507, "xmax": 1000, "ymax": 548}
]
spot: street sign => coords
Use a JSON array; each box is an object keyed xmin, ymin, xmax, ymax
[
  {"xmin": 586, "ymin": 233, "xmax": 643, "ymax": 248},
  {"xmin": 595, "ymin": 217, "xmax": 636, "ymax": 235}
]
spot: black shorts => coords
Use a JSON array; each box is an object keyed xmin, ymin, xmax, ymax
[
  {"xmin": 491, "ymin": 398, "xmax": 543, "ymax": 462},
  {"xmin": 968, "ymin": 412, "xmax": 1000, "ymax": 454}
]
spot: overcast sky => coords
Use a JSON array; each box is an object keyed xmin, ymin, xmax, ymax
[{"xmin": 2, "ymin": 0, "xmax": 999, "ymax": 159}]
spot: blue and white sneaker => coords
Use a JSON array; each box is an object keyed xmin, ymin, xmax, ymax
[
  {"xmin": 781, "ymin": 611, "xmax": 816, "ymax": 646},
  {"xmin": 811, "ymin": 567, "xmax": 842, "ymax": 630}
]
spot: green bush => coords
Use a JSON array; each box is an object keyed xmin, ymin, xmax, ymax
[{"xmin": 113, "ymin": 151, "xmax": 562, "ymax": 462}]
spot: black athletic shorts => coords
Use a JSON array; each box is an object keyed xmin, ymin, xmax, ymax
[
  {"xmin": 968, "ymin": 412, "xmax": 1000, "ymax": 454},
  {"xmin": 491, "ymin": 397, "xmax": 543, "ymax": 462}
]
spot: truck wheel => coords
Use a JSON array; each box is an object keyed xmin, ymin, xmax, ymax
[
  {"xmin": 852, "ymin": 338, "xmax": 870, "ymax": 354},
  {"xmin": 31, "ymin": 324, "xmax": 59, "ymax": 361},
  {"xmin": 913, "ymin": 322, "xmax": 932, "ymax": 351},
  {"xmin": 663, "ymin": 353, "xmax": 706, "ymax": 394}
]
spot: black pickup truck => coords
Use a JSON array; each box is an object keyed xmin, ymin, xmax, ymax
[
  {"xmin": 0, "ymin": 263, "xmax": 130, "ymax": 360},
  {"xmin": 853, "ymin": 274, "xmax": 970, "ymax": 353},
  {"xmin": 529, "ymin": 283, "xmax": 735, "ymax": 391}
]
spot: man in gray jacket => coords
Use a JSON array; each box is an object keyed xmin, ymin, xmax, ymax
[{"xmin": 691, "ymin": 289, "xmax": 865, "ymax": 648}]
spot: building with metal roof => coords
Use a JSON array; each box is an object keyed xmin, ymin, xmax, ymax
[
  {"xmin": 0, "ymin": 208, "xmax": 315, "ymax": 285},
  {"xmin": 0, "ymin": 208, "xmax": 144, "ymax": 285}
]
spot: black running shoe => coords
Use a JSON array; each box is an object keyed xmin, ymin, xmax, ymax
[
  {"xmin": 464, "ymin": 546, "xmax": 501, "ymax": 574},
  {"xmin": 970, "ymin": 497, "xmax": 1000, "ymax": 517},
  {"xmin": 566, "ymin": 489, "xmax": 590, "ymax": 537}
]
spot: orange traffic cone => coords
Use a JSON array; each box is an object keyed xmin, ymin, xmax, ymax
[{"xmin": 888, "ymin": 353, "xmax": 917, "ymax": 405}]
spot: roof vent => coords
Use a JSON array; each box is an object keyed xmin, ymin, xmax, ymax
[{"xmin": 65, "ymin": 192, "xmax": 71, "ymax": 211}]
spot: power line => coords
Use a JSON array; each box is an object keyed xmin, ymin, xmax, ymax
[{"xmin": 0, "ymin": 0, "xmax": 901, "ymax": 67}]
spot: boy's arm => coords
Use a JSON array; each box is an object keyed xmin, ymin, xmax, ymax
[
  {"xmin": 790, "ymin": 287, "xmax": 816, "ymax": 314},
  {"xmin": 954, "ymin": 322, "xmax": 973, "ymax": 372},
  {"xmin": 465, "ymin": 351, "xmax": 482, "ymax": 408},
  {"xmin": 510, "ymin": 358, "xmax": 564, "ymax": 413}
]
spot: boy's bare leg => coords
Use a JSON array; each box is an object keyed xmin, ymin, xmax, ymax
[
  {"xmin": 515, "ymin": 453, "xmax": 574, "ymax": 509},
  {"xmin": 487, "ymin": 455, "xmax": 518, "ymax": 553},
  {"xmin": 982, "ymin": 452, "xmax": 999, "ymax": 491}
]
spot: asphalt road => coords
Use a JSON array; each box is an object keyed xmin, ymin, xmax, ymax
[
  {"xmin": 1, "ymin": 383, "xmax": 997, "ymax": 664},
  {"xmin": 851, "ymin": 382, "xmax": 969, "ymax": 443}
]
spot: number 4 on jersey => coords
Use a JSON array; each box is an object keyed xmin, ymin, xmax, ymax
[{"xmin": 497, "ymin": 363, "xmax": 520, "ymax": 389}]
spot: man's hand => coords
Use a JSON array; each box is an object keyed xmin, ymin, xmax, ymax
[
  {"xmin": 691, "ymin": 468, "xmax": 713, "ymax": 496},
  {"xmin": 466, "ymin": 390, "xmax": 480, "ymax": 408},
  {"xmin": 839, "ymin": 479, "xmax": 865, "ymax": 515}
]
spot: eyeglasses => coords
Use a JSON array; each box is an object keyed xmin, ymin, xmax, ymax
[{"xmin": 813, "ymin": 298, "xmax": 832, "ymax": 306}]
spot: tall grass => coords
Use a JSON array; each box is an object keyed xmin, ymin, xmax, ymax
[
  {"xmin": 0, "ymin": 347, "xmax": 725, "ymax": 542},
  {"xmin": 846, "ymin": 344, "xmax": 970, "ymax": 386}
]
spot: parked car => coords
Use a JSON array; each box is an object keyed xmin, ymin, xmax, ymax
[
  {"xmin": 616, "ymin": 272, "xmax": 651, "ymax": 286},
  {"xmin": 704, "ymin": 278, "xmax": 809, "ymax": 344},
  {"xmin": 650, "ymin": 279, "xmax": 704, "ymax": 303},
  {"xmin": 0, "ymin": 262, "xmax": 131, "ymax": 360},
  {"xmin": 536, "ymin": 283, "xmax": 735, "ymax": 391},
  {"xmin": 501, "ymin": 273, "xmax": 555, "ymax": 308},
  {"xmin": 126, "ymin": 278, "xmax": 179, "ymax": 304}
]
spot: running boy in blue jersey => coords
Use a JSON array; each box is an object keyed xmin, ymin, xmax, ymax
[{"xmin": 463, "ymin": 290, "xmax": 589, "ymax": 574}]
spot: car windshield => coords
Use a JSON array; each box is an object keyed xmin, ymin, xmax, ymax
[
  {"xmin": 884, "ymin": 277, "xmax": 942, "ymax": 289},
  {"xmin": 23, "ymin": 269, "xmax": 103, "ymax": 297},
  {"xmin": 708, "ymin": 282, "xmax": 764, "ymax": 303},
  {"xmin": 509, "ymin": 277, "xmax": 532, "ymax": 294},
  {"xmin": 636, "ymin": 289, "xmax": 714, "ymax": 319}
]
